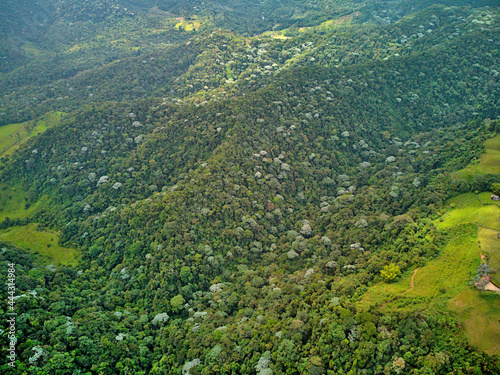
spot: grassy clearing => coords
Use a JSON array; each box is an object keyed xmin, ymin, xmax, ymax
[
  {"xmin": 436, "ymin": 193, "xmax": 500, "ymax": 231},
  {"xmin": 260, "ymin": 12, "xmax": 358, "ymax": 39},
  {"xmin": 0, "ymin": 121, "xmax": 30, "ymax": 156},
  {"xmin": 437, "ymin": 192, "xmax": 500, "ymax": 285},
  {"xmin": 408, "ymin": 225, "xmax": 479, "ymax": 301},
  {"xmin": 0, "ymin": 183, "xmax": 49, "ymax": 222},
  {"xmin": 260, "ymin": 30, "xmax": 291, "ymax": 39},
  {"xmin": 479, "ymin": 227, "xmax": 500, "ymax": 286},
  {"xmin": 357, "ymin": 224, "xmax": 480, "ymax": 313},
  {"xmin": 298, "ymin": 12, "xmax": 358, "ymax": 32},
  {"xmin": 454, "ymin": 134, "xmax": 500, "ymax": 177},
  {"xmin": 358, "ymin": 191, "xmax": 500, "ymax": 355},
  {"xmin": 477, "ymin": 191, "xmax": 500, "ymax": 207},
  {"xmin": 356, "ymin": 268, "xmax": 415, "ymax": 312},
  {"xmin": 432, "ymin": 194, "xmax": 500, "ymax": 354},
  {"xmin": 449, "ymin": 289, "xmax": 500, "ymax": 355},
  {"xmin": 0, "ymin": 112, "xmax": 65, "ymax": 158},
  {"xmin": 0, "ymin": 184, "xmax": 76, "ymax": 266},
  {"xmin": 0, "ymin": 223, "xmax": 77, "ymax": 266},
  {"xmin": 174, "ymin": 16, "xmax": 202, "ymax": 31},
  {"xmin": 21, "ymin": 41, "xmax": 53, "ymax": 58}
]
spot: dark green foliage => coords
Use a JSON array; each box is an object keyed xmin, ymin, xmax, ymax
[
  {"xmin": 0, "ymin": 2, "xmax": 500, "ymax": 374},
  {"xmin": 491, "ymin": 183, "xmax": 500, "ymax": 196}
]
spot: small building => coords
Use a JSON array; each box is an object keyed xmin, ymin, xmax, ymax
[
  {"xmin": 476, "ymin": 274, "xmax": 491, "ymax": 290},
  {"xmin": 491, "ymin": 194, "xmax": 500, "ymax": 201}
]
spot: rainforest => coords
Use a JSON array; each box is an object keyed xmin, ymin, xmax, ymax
[{"xmin": 1, "ymin": 0, "xmax": 500, "ymax": 374}]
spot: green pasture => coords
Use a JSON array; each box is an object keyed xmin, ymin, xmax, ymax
[
  {"xmin": 358, "ymin": 191, "xmax": 500, "ymax": 355},
  {"xmin": 174, "ymin": 16, "xmax": 202, "ymax": 31},
  {"xmin": 0, "ymin": 111, "xmax": 65, "ymax": 158},
  {"xmin": 0, "ymin": 224, "xmax": 77, "ymax": 266},
  {"xmin": 358, "ymin": 224, "xmax": 480, "ymax": 312},
  {"xmin": 436, "ymin": 192, "xmax": 500, "ymax": 231},
  {"xmin": 0, "ymin": 183, "xmax": 48, "ymax": 222},
  {"xmin": 437, "ymin": 192, "xmax": 500, "ymax": 285},
  {"xmin": 454, "ymin": 134, "xmax": 500, "ymax": 177},
  {"xmin": 261, "ymin": 13, "xmax": 357, "ymax": 39},
  {"xmin": 450, "ymin": 289, "xmax": 500, "ymax": 356}
]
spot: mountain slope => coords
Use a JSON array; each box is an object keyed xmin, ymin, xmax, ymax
[{"xmin": 0, "ymin": 2, "xmax": 500, "ymax": 375}]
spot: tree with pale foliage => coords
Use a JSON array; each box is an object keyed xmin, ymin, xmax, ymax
[{"xmin": 380, "ymin": 263, "xmax": 401, "ymax": 282}]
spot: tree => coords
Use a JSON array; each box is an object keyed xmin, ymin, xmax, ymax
[
  {"xmin": 491, "ymin": 183, "xmax": 500, "ymax": 196},
  {"xmin": 380, "ymin": 263, "xmax": 401, "ymax": 282},
  {"xmin": 180, "ymin": 266, "xmax": 193, "ymax": 283},
  {"xmin": 170, "ymin": 294, "xmax": 185, "ymax": 312}
]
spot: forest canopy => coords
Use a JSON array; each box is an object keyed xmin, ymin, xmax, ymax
[{"xmin": 0, "ymin": 1, "xmax": 500, "ymax": 374}]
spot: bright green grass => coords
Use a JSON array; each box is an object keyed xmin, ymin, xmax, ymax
[
  {"xmin": 0, "ymin": 183, "xmax": 75, "ymax": 266},
  {"xmin": 437, "ymin": 192, "xmax": 500, "ymax": 285},
  {"xmin": 357, "ymin": 224, "xmax": 480, "ymax": 314},
  {"xmin": 476, "ymin": 191, "xmax": 500, "ymax": 207},
  {"xmin": 454, "ymin": 134, "xmax": 500, "ymax": 177},
  {"xmin": 260, "ymin": 12, "xmax": 357, "ymax": 39},
  {"xmin": 359, "ymin": 191, "xmax": 500, "ymax": 355},
  {"xmin": 0, "ymin": 223, "xmax": 77, "ymax": 265},
  {"xmin": 0, "ymin": 121, "xmax": 30, "ymax": 157},
  {"xmin": 449, "ymin": 288, "xmax": 500, "ymax": 355},
  {"xmin": 174, "ymin": 17, "xmax": 202, "ymax": 31},
  {"xmin": 0, "ymin": 183, "xmax": 49, "ymax": 222},
  {"xmin": 0, "ymin": 111, "xmax": 65, "ymax": 158},
  {"xmin": 436, "ymin": 193, "xmax": 500, "ymax": 231},
  {"xmin": 433, "ymin": 194, "xmax": 500, "ymax": 354},
  {"xmin": 410, "ymin": 224, "xmax": 479, "ymax": 301},
  {"xmin": 260, "ymin": 30, "xmax": 291, "ymax": 39},
  {"xmin": 479, "ymin": 226, "xmax": 500, "ymax": 286}
]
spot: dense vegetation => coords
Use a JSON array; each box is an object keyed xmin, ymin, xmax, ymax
[{"xmin": 1, "ymin": 1, "xmax": 500, "ymax": 374}]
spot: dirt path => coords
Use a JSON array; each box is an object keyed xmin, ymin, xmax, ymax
[
  {"xmin": 409, "ymin": 268, "xmax": 418, "ymax": 290},
  {"xmin": 400, "ymin": 268, "xmax": 418, "ymax": 295}
]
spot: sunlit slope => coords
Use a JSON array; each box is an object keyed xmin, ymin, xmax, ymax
[
  {"xmin": 0, "ymin": 112, "xmax": 65, "ymax": 159},
  {"xmin": 0, "ymin": 224, "xmax": 77, "ymax": 266},
  {"xmin": 358, "ymin": 128, "xmax": 500, "ymax": 356},
  {"xmin": 454, "ymin": 134, "xmax": 500, "ymax": 177},
  {"xmin": 358, "ymin": 193, "xmax": 500, "ymax": 355}
]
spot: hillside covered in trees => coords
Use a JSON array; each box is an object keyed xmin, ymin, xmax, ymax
[{"xmin": 1, "ymin": 0, "xmax": 500, "ymax": 374}]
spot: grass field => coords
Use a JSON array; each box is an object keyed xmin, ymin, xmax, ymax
[
  {"xmin": 0, "ymin": 179, "xmax": 76, "ymax": 266},
  {"xmin": 454, "ymin": 134, "xmax": 500, "ymax": 177},
  {"xmin": 175, "ymin": 16, "xmax": 202, "ymax": 31},
  {"xmin": 260, "ymin": 30, "xmax": 291, "ymax": 39},
  {"xmin": 0, "ymin": 183, "xmax": 49, "ymax": 222},
  {"xmin": 0, "ymin": 223, "xmax": 77, "ymax": 265},
  {"xmin": 450, "ymin": 289, "xmax": 500, "ymax": 355},
  {"xmin": 481, "ymin": 226, "xmax": 500, "ymax": 286},
  {"xmin": 358, "ymin": 191, "xmax": 500, "ymax": 355},
  {"xmin": 298, "ymin": 12, "xmax": 358, "ymax": 32},
  {"xmin": 0, "ymin": 112, "xmax": 65, "ymax": 158},
  {"xmin": 437, "ymin": 192, "xmax": 500, "ymax": 231},
  {"xmin": 357, "ymin": 224, "xmax": 480, "ymax": 313},
  {"xmin": 260, "ymin": 12, "xmax": 358, "ymax": 39},
  {"xmin": 438, "ymin": 192, "xmax": 500, "ymax": 285},
  {"xmin": 358, "ymin": 131, "xmax": 500, "ymax": 355},
  {"xmin": 0, "ymin": 183, "xmax": 77, "ymax": 265},
  {"xmin": 21, "ymin": 41, "xmax": 54, "ymax": 58},
  {"xmin": 428, "ymin": 193, "xmax": 500, "ymax": 355}
]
